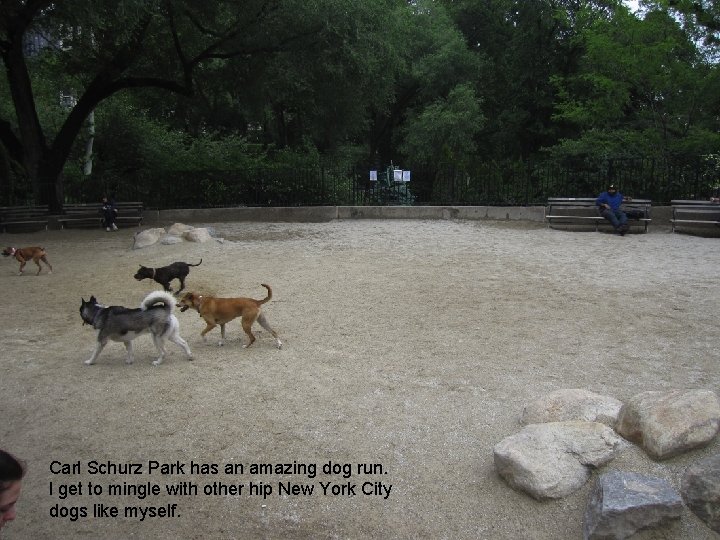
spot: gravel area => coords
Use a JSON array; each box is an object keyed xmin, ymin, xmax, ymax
[{"xmin": 1, "ymin": 218, "xmax": 719, "ymax": 539}]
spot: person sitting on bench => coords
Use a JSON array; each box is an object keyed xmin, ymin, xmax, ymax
[
  {"xmin": 100, "ymin": 195, "xmax": 118, "ymax": 232},
  {"xmin": 596, "ymin": 183, "xmax": 632, "ymax": 235}
]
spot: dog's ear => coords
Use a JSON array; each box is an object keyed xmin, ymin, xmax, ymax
[{"xmin": 89, "ymin": 295, "xmax": 96, "ymax": 303}]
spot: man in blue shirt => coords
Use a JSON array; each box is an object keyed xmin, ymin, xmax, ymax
[{"xmin": 596, "ymin": 184, "xmax": 631, "ymax": 235}]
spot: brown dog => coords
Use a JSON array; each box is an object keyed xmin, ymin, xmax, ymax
[
  {"xmin": 2, "ymin": 246, "xmax": 53, "ymax": 275},
  {"xmin": 177, "ymin": 284, "xmax": 282, "ymax": 349}
]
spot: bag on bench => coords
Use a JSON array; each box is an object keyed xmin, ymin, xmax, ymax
[{"xmin": 625, "ymin": 209, "xmax": 645, "ymax": 220}]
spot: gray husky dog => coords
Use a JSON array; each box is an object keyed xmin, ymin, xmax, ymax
[{"xmin": 80, "ymin": 291, "xmax": 193, "ymax": 366}]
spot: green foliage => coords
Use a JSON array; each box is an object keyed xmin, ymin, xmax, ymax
[
  {"xmin": 649, "ymin": 0, "xmax": 720, "ymax": 48},
  {"xmin": 2, "ymin": 0, "xmax": 720, "ymax": 207},
  {"xmin": 542, "ymin": 128, "xmax": 659, "ymax": 160},
  {"xmin": 398, "ymin": 83, "xmax": 484, "ymax": 168},
  {"xmin": 701, "ymin": 153, "xmax": 720, "ymax": 193},
  {"xmin": 548, "ymin": 3, "xmax": 720, "ymax": 161},
  {"xmin": 61, "ymin": 95, "xmax": 267, "ymax": 201}
]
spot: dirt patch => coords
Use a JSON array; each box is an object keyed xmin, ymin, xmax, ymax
[{"xmin": 1, "ymin": 220, "xmax": 719, "ymax": 539}]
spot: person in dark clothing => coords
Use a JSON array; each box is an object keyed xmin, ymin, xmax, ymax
[
  {"xmin": 0, "ymin": 449, "xmax": 25, "ymax": 534},
  {"xmin": 101, "ymin": 196, "xmax": 118, "ymax": 231},
  {"xmin": 596, "ymin": 184, "xmax": 632, "ymax": 235}
]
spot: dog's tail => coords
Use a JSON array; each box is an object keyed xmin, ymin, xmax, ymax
[
  {"xmin": 189, "ymin": 259, "xmax": 202, "ymax": 267},
  {"xmin": 257, "ymin": 283, "xmax": 273, "ymax": 305},
  {"xmin": 141, "ymin": 290, "xmax": 176, "ymax": 312}
]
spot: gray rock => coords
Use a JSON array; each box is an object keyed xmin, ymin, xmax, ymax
[
  {"xmin": 494, "ymin": 421, "xmax": 623, "ymax": 500},
  {"xmin": 615, "ymin": 389, "xmax": 720, "ymax": 460},
  {"xmin": 584, "ymin": 471, "xmax": 682, "ymax": 540},
  {"xmin": 682, "ymin": 453, "xmax": 720, "ymax": 532},
  {"xmin": 132, "ymin": 228, "xmax": 166, "ymax": 249},
  {"xmin": 160, "ymin": 235, "xmax": 183, "ymax": 245},
  {"xmin": 521, "ymin": 388, "xmax": 622, "ymax": 427},
  {"xmin": 167, "ymin": 222, "xmax": 195, "ymax": 236},
  {"xmin": 183, "ymin": 228, "xmax": 212, "ymax": 243}
]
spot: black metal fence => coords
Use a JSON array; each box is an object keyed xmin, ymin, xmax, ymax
[
  {"xmin": 59, "ymin": 155, "xmax": 720, "ymax": 208},
  {"xmin": 392, "ymin": 157, "xmax": 719, "ymax": 206}
]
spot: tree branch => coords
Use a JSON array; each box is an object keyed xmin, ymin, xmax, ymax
[
  {"xmin": 0, "ymin": 0, "xmax": 53, "ymax": 54},
  {"xmin": 164, "ymin": 1, "xmax": 194, "ymax": 92}
]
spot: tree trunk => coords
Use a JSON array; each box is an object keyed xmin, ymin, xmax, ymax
[
  {"xmin": 38, "ymin": 155, "xmax": 64, "ymax": 213},
  {"xmin": 83, "ymin": 111, "xmax": 95, "ymax": 176},
  {"xmin": 0, "ymin": 142, "xmax": 10, "ymax": 205},
  {"xmin": 2, "ymin": 31, "xmax": 48, "ymax": 206}
]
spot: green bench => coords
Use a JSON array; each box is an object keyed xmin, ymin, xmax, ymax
[
  {"xmin": 545, "ymin": 197, "xmax": 652, "ymax": 233},
  {"xmin": 670, "ymin": 200, "xmax": 720, "ymax": 233},
  {"xmin": 57, "ymin": 202, "xmax": 144, "ymax": 229},
  {"xmin": 0, "ymin": 205, "xmax": 49, "ymax": 233}
]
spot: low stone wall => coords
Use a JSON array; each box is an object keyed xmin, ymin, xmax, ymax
[
  {"xmin": 336, "ymin": 205, "xmax": 547, "ymax": 221},
  {"xmin": 151, "ymin": 206, "xmax": 338, "ymax": 224},
  {"xmin": 36, "ymin": 204, "xmax": 670, "ymax": 229},
  {"xmin": 144, "ymin": 205, "xmax": 551, "ymax": 224}
]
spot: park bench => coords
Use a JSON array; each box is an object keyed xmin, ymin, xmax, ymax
[
  {"xmin": 545, "ymin": 197, "xmax": 652, "ymax": 233},
  {"xmin": 0, "ymin": 205, "xmax": 49, "ymax": 233},
  {"xmin": 670, "ymin": 200, "xmax": 720, "ymax": 233},
  {"xmin": 57, "ymin": 201, "xmax": 144, "ymax": 229}
]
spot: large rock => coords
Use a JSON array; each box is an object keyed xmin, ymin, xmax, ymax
[
  {"xmin": 494, "ymin": 421, "xmax": 623, "ymax": 500},
  {"xmin": 682, "ymin": 453, "xmax": 720, "ymax": 532},
  {"xmin": 167, "ymin": 222, "xmax": 195, "ymax": 236},
  {"xmin": 615, "ymin": 390, "xmax": 720, "ymax": 460},
  {"xmin": 160, "ymin": 235, "xmax": 183, "ymax": 245},
  {"xmin": 521, "ymin": 389, "xmax": 622, "ymax": 427},
  {"xmin": 584, "ymin": 470, "xmax": 682, "ymax": 540},
  {"xmin": 183, "ymin": 227, "xmax": 213, "ymax": 243},
  {"xmin": 132, "ymin": 228, "xmax": 166, "ymax": 249}
]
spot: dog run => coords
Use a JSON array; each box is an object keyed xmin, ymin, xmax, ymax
[{"xmin": 1, "ymin": 219, "xmax": 719, "ymax": 539}]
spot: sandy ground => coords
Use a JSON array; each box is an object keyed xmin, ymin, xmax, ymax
[{"xmin": 1, "ymin": 218, "xmax": 720, "ymax": 540}]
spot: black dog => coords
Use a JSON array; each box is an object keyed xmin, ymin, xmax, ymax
[{"xmin": 134, "ymin": 259, "xmax": 202, "ymax": 293}]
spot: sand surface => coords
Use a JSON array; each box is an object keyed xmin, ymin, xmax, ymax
[{"xmin": 1, "ymin": 219, "xmax": 719, "ymax": 539}]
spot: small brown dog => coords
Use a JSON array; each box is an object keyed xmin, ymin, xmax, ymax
[
  {"xmin": 177, "ymin": 284, "xmax": 282, "ymax": 349},
  {"xmin": 2, "ymin": 246, "xmax": 53, "ymax": 275}
]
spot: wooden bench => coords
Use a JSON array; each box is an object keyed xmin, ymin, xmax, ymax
[
  {"xmin": 670, "ymin": 200, "xmax": 720, "ymax": 233},
  {"xmin": 0, "ymin": 205, "xmax": 49, "ymax": 233},
  {"xmin": 57, "ymin": 202, "xmax": 144, "ymax": 229},
  {"xmin": 545, "ymin": 198, "xmax": 652, "ymax": 233}
]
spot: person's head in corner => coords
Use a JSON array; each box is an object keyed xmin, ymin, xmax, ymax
[{"xmin": 0, "ymin": 450, "xmax": 25, "ymax": 533}]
